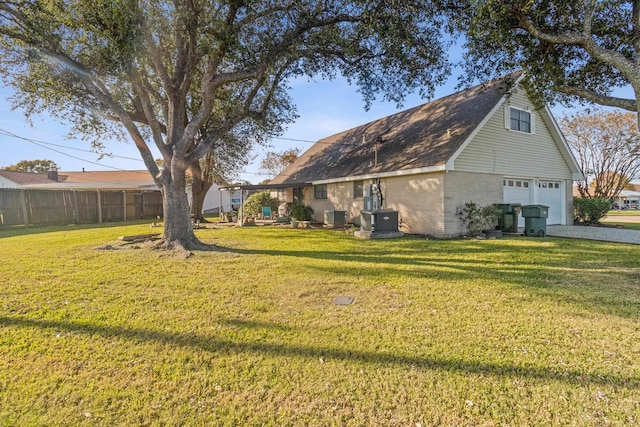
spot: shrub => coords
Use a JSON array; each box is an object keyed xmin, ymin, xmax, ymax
[
  {"xmin": 573, "ymin": 197, "xmax": 611, "ymax": 225},
  {"xmin": 290, "ymin": 203, "xmax": 314, "ymax": 221},
  {"xmin": 459, "ymin": 202, "xmax": 501, "ymax": 237},
  {"xmin": 240, "ymin": 192, "xmax": 281, "ymax": 217}
]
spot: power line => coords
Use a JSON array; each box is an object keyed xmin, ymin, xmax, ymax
[
  {"xmin": 272, "ymin": 136, "xmax": 317, "ymax": 144},
  {"xmin": 0, "ymin": 127, "xmax": 143, "ymax": 162}
]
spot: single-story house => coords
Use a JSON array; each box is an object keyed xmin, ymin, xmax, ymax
[
  {"xmin": 270, "ymin": 74, "xmax": 583, "ymax": 238},
  {"xmin": 0, "ymin": 170, "xmax": 59, "ymax": 188},
  {"xmin": 613, "ymin": 190, "xmax": 640, "ymax": 210},
  {"xmin": 1, "ymin": 168, "xmax": 223, "ymax": 213}
]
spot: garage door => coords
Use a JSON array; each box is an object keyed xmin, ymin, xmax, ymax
[
  {"xmin": 538, "ymin": 181, "xmax": 563, "ymax": 225},
  {"xmin": 503, "ymin": 179, "xmax": 532, "ymax": 227}
]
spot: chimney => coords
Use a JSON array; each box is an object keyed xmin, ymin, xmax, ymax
[{"xmin": 47, "ymin": 170, "xmax": 59, "ymax": 182}]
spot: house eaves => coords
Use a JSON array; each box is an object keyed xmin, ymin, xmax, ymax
[{"xmin": 311, "ymin": 164, "xmax": 447, "ymax": 185}]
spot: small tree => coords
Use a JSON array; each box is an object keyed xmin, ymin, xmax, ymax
[
  {"xmin": 260, "ymin": 148, "xmax": 301, "ymax": 178},
  {"xmin": 561, "ymin": 109, "xmax": 640, "ymax": 200},
  {"xmin": 460, "ymin": 202, "xmax": 501, "ymax": 237}
]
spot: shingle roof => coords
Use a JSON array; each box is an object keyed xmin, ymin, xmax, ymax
[
  {"xmin": 272, "ymin": 74, "xmax": 519, "ymax": 184},
  {"xmin": 0, "ymin": 170, "xmax": 58, "ymax": 185},
  {"xmin": 37, "ymin": 170, "xmax": 157, "ymax": 190}
]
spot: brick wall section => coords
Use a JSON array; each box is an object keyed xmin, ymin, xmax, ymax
[
  {"xmin": 564, "ymin": 180, "xmax": 574, "ymax": 224},
  {"xmin": 443, "ymin": 171, "xmax": 503, "ymax": 237},
  {"xmin": 380, "ymin": 173, "xmax": 446, "ymax": 236},
  {"xmin": 308, "ymin": 171, "xmax": 505, "ymax": 237}
]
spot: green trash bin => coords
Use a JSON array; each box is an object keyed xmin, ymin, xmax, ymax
[
  {"xmin": 494, "ymin": 203, "xmax": 522, "ymax": 233},
  {"xmin": 521, "ymin": 205, "xmax": 549, "ymax": 237}
]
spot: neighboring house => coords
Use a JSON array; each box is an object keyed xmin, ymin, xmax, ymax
[
  {"xmin": 1, "ymin": 168, "xmax": 222, "ymax": 213},
  {"xmin": 33, "ymin": 169, "xmax": 159, "ymax": 190},
  {"xmin": 270, "ymin": 74, "xmax": 583, "ymax": 238},
  {"xmin": 0, "ymin": 170, "xmax": 59, "ymax": 188},
  {"xmin": 613, "ymin": 190, "xmax": 640, "ymax": 210}
]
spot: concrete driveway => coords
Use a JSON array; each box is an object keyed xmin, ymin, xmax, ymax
[{"xmin": 546, "ymin": 225, "xmax": 640, "ymax": 245}]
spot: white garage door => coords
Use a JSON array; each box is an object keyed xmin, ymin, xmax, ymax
[
  {"xmin": 538, "ymin": 181, "xmax": 564, "ymax": 225},
  {"xmin": 503, "ymin": 179, "xmax": 532, "ymax": 227}
]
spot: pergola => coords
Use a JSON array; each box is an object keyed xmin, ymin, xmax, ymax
[{"xmin": 218, "ymin": 182, "xmax": 309, "ymax": 224}]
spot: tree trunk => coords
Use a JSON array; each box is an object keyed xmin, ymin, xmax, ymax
[
  {"xmin": 189, "ymin": 164, "xmax": 214, "ymax": 222},
  {"xmin": 160, "ymin": 166, "xmax": 212, "ymax": 251}
]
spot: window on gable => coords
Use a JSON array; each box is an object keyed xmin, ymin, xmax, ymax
[
  {"xmin": 314, "ymin": 184, "xmax": 327, "ymax": 200},
  {"xmin": 353, "ymin": 180, "xmax": 364, "ymax": 199},
  {"xmin": 509, "ymin": 107, "xmax": 532, "ymax": 133}
]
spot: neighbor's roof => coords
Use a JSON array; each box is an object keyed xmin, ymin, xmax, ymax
[
  {"xmin": 24, "ymin": 170, "xmax": 158, "ymax": 190},
  {"xmin": 271, "ymin": 74, "xmax": 520, "ymax": 185},
  {"xmin": 0, "ymin": 169, "xmax": 58, "ymax": 185}
]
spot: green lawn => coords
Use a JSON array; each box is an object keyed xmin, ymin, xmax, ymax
[
  {"xmin": 1, "ymin": 223, "xmax": 639, "ymax": 425},
  {"xmin": 604, "ymin": 210, "xmax": 640, "ymax": 216},
  {"xmin": 601, "ymin": 211, "xmax": 640, "ymax": 230}
]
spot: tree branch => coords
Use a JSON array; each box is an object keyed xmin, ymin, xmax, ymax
[
  {"xmin": 554, "ymin": 84, "xmax": 637, "ymax": 111},
  {"xmin": 517, "ymin": 11, "xmax": 637, "ymax": 78}
]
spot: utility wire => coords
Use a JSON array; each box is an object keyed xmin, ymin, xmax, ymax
[{"xmin": 0, "ymin": 127, "xmax": 143, "ymax": 162}]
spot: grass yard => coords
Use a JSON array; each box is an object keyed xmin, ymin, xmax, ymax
[
  {"xmin": 1, "ymin": 222, "xmax": 639, "ymax": 426},
  {"xmin": 601, "ymin": 211, "xmax": 640, "ymax": 230}
]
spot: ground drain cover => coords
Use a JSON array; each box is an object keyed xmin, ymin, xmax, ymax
[{"xmin": 333, "ymin": 296, "xmax": 354, "ymax": 305}]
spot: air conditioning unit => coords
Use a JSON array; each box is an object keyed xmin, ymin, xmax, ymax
[
  {"xmin": 360, "ymin": 209, "xmax": 399, "ymax": 232},
  {"xmin": 324, "ymin": 210, "xmax": 346, "ymax": 228}
]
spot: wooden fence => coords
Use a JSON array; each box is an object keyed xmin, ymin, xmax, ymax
[{"xmin": 0, "ymin": 188, "xmax": 163, "ymax": 227}]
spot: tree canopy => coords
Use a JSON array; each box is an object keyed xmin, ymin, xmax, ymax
[
  {"xmin": 260, "ymin": 147, "xmax": 301, "ymax": 178},
  {"xmin": 5, "ymin": 159, "xmax": 59, "ymax": 173},
  {"xmin": 561, "ymin": 109, "xmax": 640, "ymax": 199},
  {"xmin": 461, "ymin": 1, "xmax": 640, "ymax": 119},
  {"xmin": 0, "ymin": 0, "xmax": 456, "ymax": 250}
]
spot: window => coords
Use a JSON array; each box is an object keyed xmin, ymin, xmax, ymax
[
  {"xmin": 314, "ymin": 184, "xmax": 327, "ymax": 199},
  {"xmin": 353, "ymin": 180, "xmax": 364, "ymax": 199},
  {"xmin": 504, "ymin": 179, "xmax": 530, "ymax": 188},
  {"xmin": 509, "ymin": 107, "xmax": 532, "ymax": 133}
]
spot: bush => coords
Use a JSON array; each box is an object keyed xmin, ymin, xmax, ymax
[
  {"xmin": 459, "ymin": 201, "xmax": 501, "ymax": 237},
  {"xmin": 574, "ymin": 197, "xmax": 611, "ymax": 225},
  {"xmin": 290, "ymin": 203, "xmax": 314, "ymax": 221},
  {"xmin": 240, "ymin": 192, "xmax": 281, "ymax": 217}
]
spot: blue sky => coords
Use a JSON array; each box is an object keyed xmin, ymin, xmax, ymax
[{"xmin": 0, "ymin": 73, "xmax": 634, "ymax": 183}]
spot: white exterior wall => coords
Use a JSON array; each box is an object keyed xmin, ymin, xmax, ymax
[
  {"xmin": 186, "ymin": 184, "xmax": 223, "ymax": 213},
  {"xmin": 454, "ymin": 88, "xmax": 573, "ymax": 180},
  {"xmin": 0, "ymin": 176, "xmax": 20, "ymax": 189}
]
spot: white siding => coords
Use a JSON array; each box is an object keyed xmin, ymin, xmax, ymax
[
  {"xmin": 0, "ymin": 176, "xmax": 20, "ymax": 189},
  {"xmin": 454, "ymin": 89, "xmax": 573, "ymax": 180}
]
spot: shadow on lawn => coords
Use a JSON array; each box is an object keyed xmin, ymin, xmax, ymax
[
  {"xmin": 0, "ymin": 220, "xmax": 154, "ymax": 239},
  {"xmin": 2, "ymin": 315, "xmax": 638, "ymax": 390},
  {"xmin": 222, "ymin": 238, "xmax": 640, "ymax": 321}
]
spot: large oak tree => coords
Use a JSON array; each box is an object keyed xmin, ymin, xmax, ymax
[
  {"xmin": 461, "ymin": 1, "xmax": 640, "ymax": 123},
  {"xmin": 0, "ymin": 0, "xmax": 455, "ymax": 251}
]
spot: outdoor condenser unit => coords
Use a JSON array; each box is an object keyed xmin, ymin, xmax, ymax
[
  {"xmin": 360, "ymin": 209, "xmax": 399, "ymax": 232},
  {"xmin": 324, "ymin": 210, "xmax": 346, "ymax": 228}
]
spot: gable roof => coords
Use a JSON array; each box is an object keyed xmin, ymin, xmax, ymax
[
  {"xmin": 0, "ymin": 169, "xmax": 58, "ymax": 185},
  {"xmin": 272, "ymin": 74, "xmax": 522, "ymax": 185}
]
